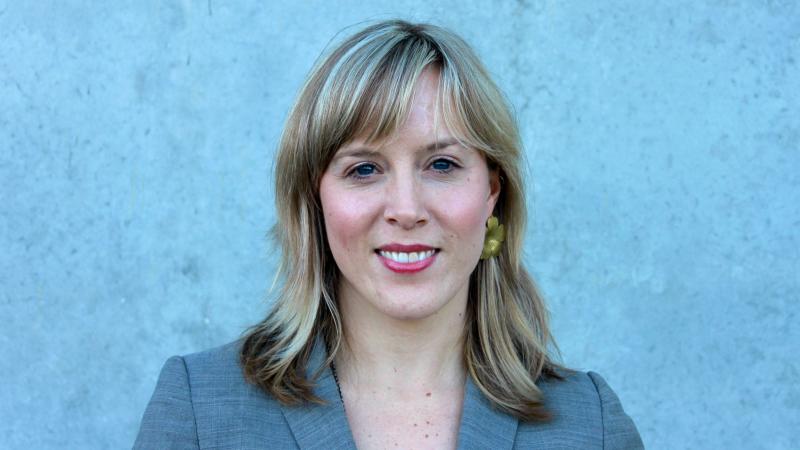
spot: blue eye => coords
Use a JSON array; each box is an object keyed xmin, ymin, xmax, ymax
[
  {"xmin": 431, "ymin": 159, "xmax": 455, "ymax": 172},
  {"xmin": 349, "ymin": 163, "xmax": 378, "ymax": 179}
]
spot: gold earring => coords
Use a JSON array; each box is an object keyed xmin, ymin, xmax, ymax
[{"xmin": 480, "ymin": 216, "xmax": 505, "ymax": 260}]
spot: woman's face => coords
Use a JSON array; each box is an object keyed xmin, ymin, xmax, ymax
[{"xmin": 319, "ymin": 67, "xmax": 500, "ymax": 322}]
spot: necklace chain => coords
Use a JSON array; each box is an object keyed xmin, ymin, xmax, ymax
[{"xmin": 330, "ymin": 361, "xmax": 345, "ymax": 410}]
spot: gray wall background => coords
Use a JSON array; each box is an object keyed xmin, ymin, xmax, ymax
[{"xmin": 1, "ymin": 1, "xmax": 798, "ymax": 448}]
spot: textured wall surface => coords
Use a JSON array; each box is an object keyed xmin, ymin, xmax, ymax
[{"xmin": 1, "ymin": 1, "xmax": 798, "ymax": 448}]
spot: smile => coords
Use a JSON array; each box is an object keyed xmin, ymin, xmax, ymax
[
  {"xmin": 375, "ymin": 244, "xmax": 439, "ymax": 274},
  {"xmin": 377, "ymin": 250, "xmax": 436, "ymax": 263}
]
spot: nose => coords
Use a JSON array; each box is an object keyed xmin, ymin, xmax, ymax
[{"xmin": 383, "ymin": 172, "xmax": 428, "ymax": 229}]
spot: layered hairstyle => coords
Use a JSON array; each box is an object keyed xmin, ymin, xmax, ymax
[{"xmin": 241, "ymin": 19, "xmax": 563, "ymax": 421}]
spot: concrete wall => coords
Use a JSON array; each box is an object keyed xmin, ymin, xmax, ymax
[{"xmin": 1, "ymin": 1, "xmax": 797, "ymax": 448}]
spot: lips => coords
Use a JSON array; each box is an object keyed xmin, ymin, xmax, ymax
[
  {"xmin": 376, "ymin": 243, "xmax": 439, "ymax": 274},
  {"xmin": 379, "ymin": 243, "xmax": 436, "ymax": 252}
]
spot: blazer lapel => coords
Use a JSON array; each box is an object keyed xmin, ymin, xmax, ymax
[
  {"xmin": 280, "ymin": 339, "xmax": 357, "ymax": 450},
  {"xmin": 457, "ymin": 376, "xmax": 519, "ymax": 450}
]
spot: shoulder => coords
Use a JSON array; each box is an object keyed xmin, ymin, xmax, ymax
[
  {"xmin": 181, "ymin": 339, "xmax": 248, "ymax": 386},
  {"xmin": 135, "ymin": 340, "xmax": 296, "ymax": 449},
  {"xmin": 180, "ymin": 340, "xmax": 289, "ymax": 424},
  {"xmin": 515, "ymin": 370, "xmax": 644, "ymax": 449}
]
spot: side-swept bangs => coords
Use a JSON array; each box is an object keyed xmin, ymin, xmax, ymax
[{"xmin": 289, "ymin": 21, "xmax": 519, "ymax": 191}]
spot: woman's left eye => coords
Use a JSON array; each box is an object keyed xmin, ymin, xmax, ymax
[{"xmin": 430, "ymin": 158, "xmax": 457, "ymax": 173}]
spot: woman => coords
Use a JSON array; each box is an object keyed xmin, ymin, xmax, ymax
[{"xmin": 135, "ymin": 20, "xmax": 643, "ymax": 449}]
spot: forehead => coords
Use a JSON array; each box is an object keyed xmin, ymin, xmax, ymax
[
  {"xmin": 339, "ymin": 66, "xmax": 465, "ymax": 145},
  {"xmin": 336, "ymin": 68, "xmax": 465, "ymax": 150}
]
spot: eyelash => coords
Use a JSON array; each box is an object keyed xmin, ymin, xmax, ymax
[{"xmin": 346, "ymin": 158, "xmax": 460, "ymax": 181}]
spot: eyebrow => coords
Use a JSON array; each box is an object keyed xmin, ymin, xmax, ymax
[
  {"xmin": 332, "ymin": 138, "xmax": 462, "ymax": 162},
  {"xmin": 422, "ymin": 138, "xmax": 460, "ymax": 152}
]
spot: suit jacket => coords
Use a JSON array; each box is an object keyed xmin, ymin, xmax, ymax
[{"xmin": 134, "ymin": 340, "xmax": 644, "ymax": 449}]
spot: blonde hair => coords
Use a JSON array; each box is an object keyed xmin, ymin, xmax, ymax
[{"xmin": 241, "ymin": 19, "xmax": 563, "ymax": 422}]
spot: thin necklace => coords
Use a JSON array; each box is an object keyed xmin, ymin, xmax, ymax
[{"xmin": 330, "ymin": 361, "xmax": 346, "ymax": 410}]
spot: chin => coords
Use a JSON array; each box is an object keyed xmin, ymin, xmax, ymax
[
  {"xmin": 371, "ymin": 288, "xmax": 458, "ymax": 322},
  {"xmin": 380, "ymin": 304, "xmax": 442, "ymax": 321}
]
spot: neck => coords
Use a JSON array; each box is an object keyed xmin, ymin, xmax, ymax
[{"xmin": 333, "ymin": 286, "xmax": 468, "ymax": 392}]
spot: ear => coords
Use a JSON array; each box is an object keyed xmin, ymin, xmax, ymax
[{"xmin": 487, "ymin": 168, "xmax": 501, "ymax": 215}]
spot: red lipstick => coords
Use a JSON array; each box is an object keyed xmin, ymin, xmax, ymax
[
  {"xmin": 376, "ymin": 243, "xmax": 438, "ymax": 274},
  {"xmin": 378, "ymin": 243, "xmax": 436, "ymax": 252}
]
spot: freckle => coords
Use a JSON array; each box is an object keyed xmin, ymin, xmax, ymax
[
  {"xmin": 426, "ymin": 392, "xmax": 431, "ymax": 397},
  {"xmin": 414, "ymin": 423, "xmax": 418, "ymax": 427},
  {"xmin": 425, "ymin": 434, "xmax": 429, "ymax": 438},
  {"xmin": 426, "ymin": 420, "xmax": 430, "ymax": 425}
]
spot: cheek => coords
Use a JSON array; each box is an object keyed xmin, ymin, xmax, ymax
[
  {"xmin": 437, "ymin": 188, "xmax": 492, "ymax": 248},
  {"xmin": 323, "ymin": 205, "xmax": 359, "ymax": 254},
  {"xmin": 319, "ymin": 183, "xmax": 372, "ymax": 256}
]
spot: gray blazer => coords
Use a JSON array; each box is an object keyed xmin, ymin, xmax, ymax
[{"xmin": 134, "ymin": 340, "xmax": 643, "ymax": 449}]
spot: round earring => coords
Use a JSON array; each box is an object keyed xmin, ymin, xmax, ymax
[{"xmin": 480, "ymin": 216, "xmax": 505, "ymax": 260}]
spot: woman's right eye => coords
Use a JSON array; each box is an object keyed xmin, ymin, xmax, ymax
[{"xmin": 347, "ymin": 163, "xmax": 378, "ymax": 180}]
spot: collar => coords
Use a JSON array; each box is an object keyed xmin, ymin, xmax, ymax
[{"xmin": 279, "ymin": 336, "xmax": 519, "ymax": 449}]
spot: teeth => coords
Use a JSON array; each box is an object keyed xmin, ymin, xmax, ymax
[{"xmin": 380, "ymin": 250, "xmax": 435, "ymax": 263}]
